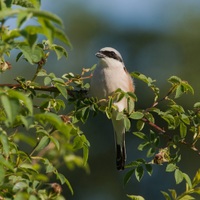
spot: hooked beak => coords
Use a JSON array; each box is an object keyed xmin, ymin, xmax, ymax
[{"xmin": 95, "ymin": 51, "xmax": 105, "ymax": 58}]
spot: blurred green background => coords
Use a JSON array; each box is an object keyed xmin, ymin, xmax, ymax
[{"xmin": 3, "ymin": 0, "xmax": 200, "ymax": 199}]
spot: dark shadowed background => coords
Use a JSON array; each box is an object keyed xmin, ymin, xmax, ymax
[{"xmin": 3, "ymin": 0, "xmax": 200, "ymax": 199}]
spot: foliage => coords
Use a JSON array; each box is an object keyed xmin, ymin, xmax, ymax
[{"xmin": 1, "ymin": 0, "xmax": 200, "ymax": 200}]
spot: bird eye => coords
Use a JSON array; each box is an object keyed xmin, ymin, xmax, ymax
[{"xmin": 110, "ymin": 51, "xmax": 115, "ymax": 57}]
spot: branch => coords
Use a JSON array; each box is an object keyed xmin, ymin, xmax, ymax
[
  {"xmin": 0, "ymin": 83, "xmax": 88, "ymax": 98},
  {"xmin": 142, "ymin": 118, "xmax": 166, "ymax": 134}
]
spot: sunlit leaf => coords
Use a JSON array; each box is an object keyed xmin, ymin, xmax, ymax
[
  {"xmin": 175, "ymin": 169, "xmax": 184, "ymax": 184},
  {"xmin": 178, "ymin": 195, "xmax": 195, "ymax": 200},
  {"xmin": 127, "ymin": 194, "xmax": 145, "ymax": 200}
]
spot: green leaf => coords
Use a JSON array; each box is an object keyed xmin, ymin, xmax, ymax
[
  {"xmin": 175, "ymin": 85, "xmax": 184, "ymax": 99},
  {"xmin": 180, "ymin": 114, "xmax": 190, "ymax": 125},
  {"xmin": 8, "ymin": 89, "xmax": 33, "ymax": 115},
  {"xmin": 168, "ymin": 76, "xmax": 182, "ymax": 84},
  {"xmin": 51, "ymin": 44, "xmax": 68, "ymax": 60},
  {"xmin": 13, "ymin": 181, "xmax": 28, "ymax": 192},
  {"xmin": 136, "ymin": 120, "xmax": 145, "ymax": 131},
  {"xmin": 54, "ymin": 28, "xmax": 72, "ymax": 47},
  {"xmin": 124, "ymin": 169, "xmax": 134, "ymax": 185},
  {"xmin": 178, "ymin": 195, "xmax": 195, "ymax": 200},
  {"xmin": 18, "ymin": 43, "xmax": 44, "ymax": 64},
  {"xmin": 0, "ymin": 130, "xmax": 9, "ymax": 157},
  {"xmin": 194, "ymin": 102, "xmax": 200, "ymax": 109},
  {"xmin": 54, "ymin": 83, "xmax": 68, "ymax": 99},
  {"xmin": 49, "ymin": 136, "xmax": 60, "ymax": 150},
  {"xmin": 138, "ymin": 142, "xmax": 150, "ymax": 151},
  {"xmin": 127, "ymin": 194, "xmax": 145, "ymax": 200},
  {"xmin": 169, "ymin": 189, "xmax": 177, "ymax": 199},
  {"xmin": 133, "ymin": 132, "xmax": 147, "ymax": 140},
  {"xmin": 0, "ymin": 155, "xmax": 14, "ymax": 171},
  {"xmin": 135, "ymin": 166, "xmax": 144, "ymax": 182},
  {"xmin": 56, "ymin": 173, "xmax": 73, "ymax": 195},
  {"xmin": 0, "ymin": 164, "xmax": 5, "ymax": 183},
  {"xmin": 34, "ymin": 113, "xmax": 72, "ymax": 137},
  {"xmin": 166, "ymin": 163, "xmax": 177, "ymax": 172},
  {"xmin": 180, "ymin": 122, "xmax": 187, "ymax": 138},
  {"xmin": 35, "ymin": 136, "xmax": 50, "ymax": 152},
  {"xmin": 192, "ymin": 169, "xmax": 200, "ymax": 187},
  {"xmin": 175, "ymin": 169, "xmax": 184, "ymax": 184},
  {"xmin": 183, "ymin": 173, "xmax": 192, "ymax": 189},
  {"xmin": 145, "ymin": 164, "xmax": 153, "ymax": 176},
  {"xmin": 161, "ymin": 191, "xmax": 171, "ymax": 200},
  {"xmin": 83, "ymin": 145, "xmax": 89, "ymax": 166},
  {"xmin": 1, "ymin": 95, "xmax": 19, "ymax": 125},
  {"xmin": 116, "ymin": 112, "xmax": 124, "ymax": 120},
  {"xmin": 124, "ymin": 116, "xmax": 131, "ymax": 131},
  {"xmin": 130, "ymin": 112, "xmax": 144, "ymax": 120},
  {"xmin": 17, "ymin": 11, "xmax": 32, "ymax": 28}
]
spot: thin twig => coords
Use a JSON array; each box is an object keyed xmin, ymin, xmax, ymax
[{"xmin": 142, "ymin": 117, "xmax": 166, "ymax": 134}]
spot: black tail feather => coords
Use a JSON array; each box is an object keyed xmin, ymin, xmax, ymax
[{"xmin": 116, "ymin": 144, "xmax": 126, "ymax": 170}]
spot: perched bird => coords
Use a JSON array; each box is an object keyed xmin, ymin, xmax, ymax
[{"xmin": 90, "ymin": 47, "xmax": 135, "ymax": 170}]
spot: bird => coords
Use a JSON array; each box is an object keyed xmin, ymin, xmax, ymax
[{"xmin": 90, "ymin": 47, "xmax": 135, "ymax": 170}]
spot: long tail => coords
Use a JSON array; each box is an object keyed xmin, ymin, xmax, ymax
[
  {"xmin": 112, "ymin": 115, "xmax": 126, "ymax": 170},
  {"xmin": 116, "ymin": 132, "xmax": 126, "ymax": 170}
]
